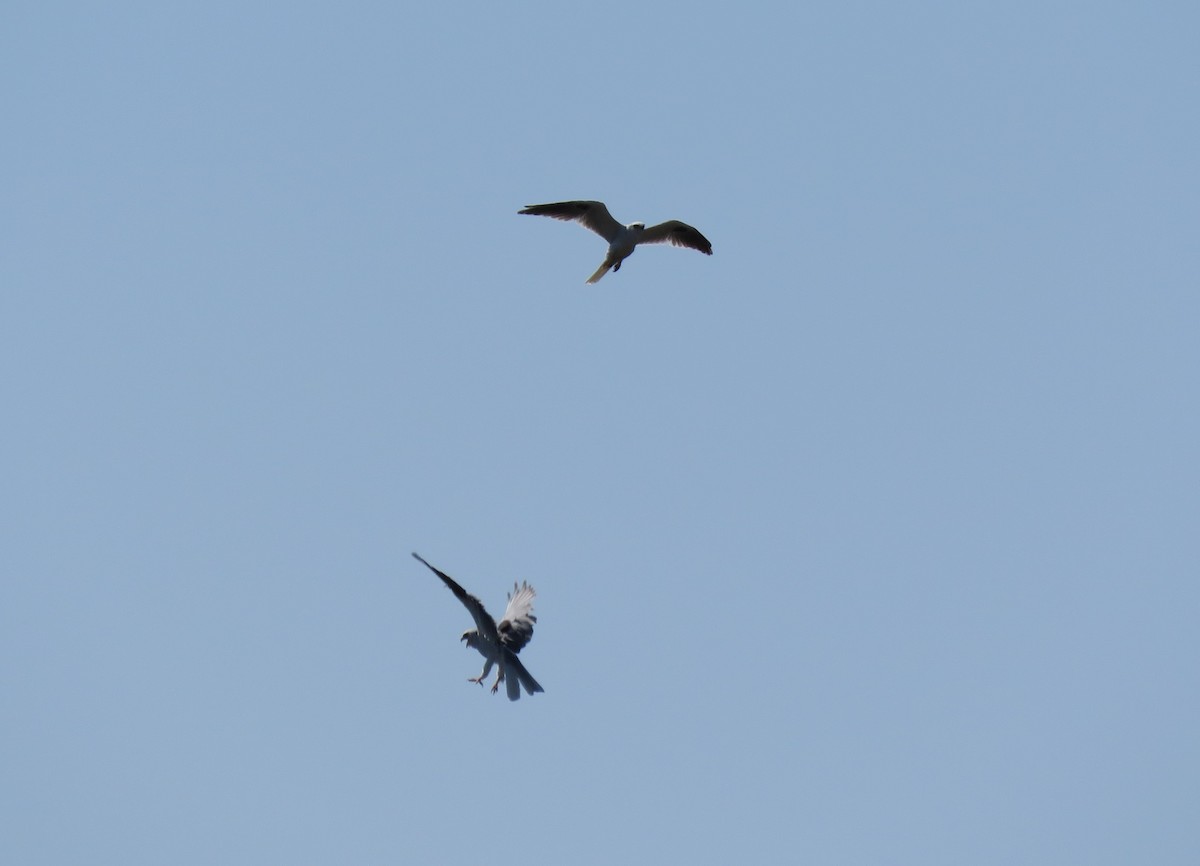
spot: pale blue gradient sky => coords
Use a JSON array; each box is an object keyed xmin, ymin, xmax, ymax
[{"xmin": 3, "ymin": 3, "xmax": 1198, "ymax": 863}]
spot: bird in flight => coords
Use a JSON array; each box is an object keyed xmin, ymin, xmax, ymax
[
  {"xmin": 519, "ymin": 200, "xmax": 712, "ymax": 283},
  {"xmin": 412, "ymin": 552, "xmax": 544, "ymax": 701}
]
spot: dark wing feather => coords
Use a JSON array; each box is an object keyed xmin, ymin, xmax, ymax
[
  {"xmin": 638, "ymin": 220, "xmax": 713, "ymax": 255},
  {"xmin": 519, "ymin": 200, "xmax": 624, "ymax": 243},
  {"xmin": 412, "ymin": 552, "xmax": 499, "ymax": 643},
  {"xmin": 496, "ymin": 581, "xmax": 537, "ymax": 653}
]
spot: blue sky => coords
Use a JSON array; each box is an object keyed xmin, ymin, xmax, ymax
[{"xmin": 3, "ymin": 2, "xmax": 1198, "ymax": 863}]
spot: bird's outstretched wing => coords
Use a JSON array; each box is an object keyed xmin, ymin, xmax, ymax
[
  {"xmin": 519, "ymin": 200, "xmax": 624, "ymax": 243},
  {"xmin": 638, "ymin": 220, "xmax": 713, "ymax": 255},
  {"xmin": 412, "ymin": 552, "xmax": 500, "ymax": 644},
  {"xmin": 496, "ymin": 581, "xmax": 537, "ymax": 653}
]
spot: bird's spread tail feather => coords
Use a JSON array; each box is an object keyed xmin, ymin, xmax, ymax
[
  {"xmin": 586, "ymin": 261, "xmax": 612, "ymax": 284},
  {"xmin": 503, "ymin": 652, "xmax": 544, "ymax": 701}
]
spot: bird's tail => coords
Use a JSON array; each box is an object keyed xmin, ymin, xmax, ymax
[
  {"xmin": 502, "ymin": 652, "xmax": 544, "ymax": 701},
  {"xmin": 586, "ymin": 260, "xmax": 613, "ymax": 284}
]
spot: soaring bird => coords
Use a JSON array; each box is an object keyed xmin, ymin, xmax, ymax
[
  {"xmin": 519, "ymin": 200, "xmax": 712, "ymax": 283},
  {"xmin": 412, "ymin": 552, "xmax": 544, "ymax": 701}
]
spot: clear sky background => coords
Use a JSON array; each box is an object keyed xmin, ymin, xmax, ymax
[{"xmin": 3, "ymin": 2, "xmax": 1198, "ymax": 863}]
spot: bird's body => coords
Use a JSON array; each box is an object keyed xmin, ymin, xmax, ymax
[
  {"xmin": 519, "ymin": 200, "xmax": 712, "ymax": 283},
  {"xmin": 412, "ymin": 552, "xmax": 544, "ymax": 701},
  {"xmin": 459, "ymin": 629, "xmax": 542, "ymax": 702}
]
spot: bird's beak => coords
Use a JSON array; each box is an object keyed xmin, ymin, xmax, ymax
[{"xmin": 460, "ymin": 634, "xmax": 468, "ymax": 643}]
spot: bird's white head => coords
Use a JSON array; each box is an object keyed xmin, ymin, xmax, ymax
[{"xmin": 628, "ymin": 221, "xmax": 646, "ymax": 232}]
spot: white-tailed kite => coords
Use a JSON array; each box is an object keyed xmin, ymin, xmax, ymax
[
  {"xmin": 412, "ymin": 552, "xmax": 544, "ymax": 701},
  {"xmin": 519, "ymin": 200, "xmax": 712, "ymax": 283}
]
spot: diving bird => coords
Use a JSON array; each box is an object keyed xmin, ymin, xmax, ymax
[
  {"xmin": 519, "ymin": 200, "xmax": 712, "ymax": 283},
  {"xmin": 412, "ymin": 552, "xmax": 544, "ymax": 701}
]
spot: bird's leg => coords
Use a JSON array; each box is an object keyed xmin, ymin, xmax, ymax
[
  {"xmin": 469, "ymin": 659, "xmax": 492, "ymax": 686},
  {"xmin": 490, "ymin": 667, "xmax": 505, "ymax": 695}
]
